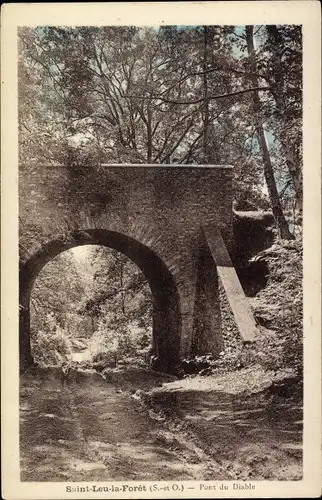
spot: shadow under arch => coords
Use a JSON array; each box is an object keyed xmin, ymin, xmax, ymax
[{"xmin": 20, "ymin": 229, "xmax": 181, "ymax": 375}]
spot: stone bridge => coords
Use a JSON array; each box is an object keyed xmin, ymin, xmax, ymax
[{"xmin": 20, "ymin": 164, "xmax": 264, "ymax": 374}]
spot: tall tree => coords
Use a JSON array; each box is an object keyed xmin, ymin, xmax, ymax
[
  {"xmin": 245, "ymin": 25, "xmax": 294, "ymax": 239},
  {"xmin": 19, "ymin": 27, "xmax": 205, "ymax": 165},
  {"xmin": 30, "ymin": 250, "xmax": 87, "ymax": 337},
  {"xmin": 81, "ymin": 247, "xmax": 152, "ymax": 338},
  {"xmin": 265, "ymin": 25, "xmax": 303, "ymax": 220},
  {"xmin": 202, "ymin": 26, "xmax": 211, "ymax": 162},
  {"xmin": 19, "ymin": 25, "xmax": 301, "ymax": 232}
]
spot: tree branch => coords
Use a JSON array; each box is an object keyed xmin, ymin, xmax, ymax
[
  {"xmin": 125, "ymin": 87, "xmax": 271, "ymax": 105},
  {"xmin": 278, "ymin": 179, "xmax": 292, "ymax": 198}
]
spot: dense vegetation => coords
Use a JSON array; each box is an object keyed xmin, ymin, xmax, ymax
[
  {"xmin": 21, "ymin": 25, "xmax": 302, "ymax": 377},
  {"xmin": 186, "ymin": 239, "xmax": 303, "ymax": 378},
  {"xmin": 31, "ymin": 247, "xmax": 152, "ymax": 367}
]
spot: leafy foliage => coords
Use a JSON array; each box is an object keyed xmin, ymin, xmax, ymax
[
  {"xmin": 252, "ymin": 239, "xmax": 303, "ymax": 375},
  {"xmin": 30, "ymin": 246, "xmax": 153, "ymax": 367},
  {"xmin": 81, "ymin": 247, "xmax": 152, "ymax": 366},
  {"xmin": 21, "ymin": 25, "xmax": 303, "ymax": 373},
  {"xmin": 31, "ymin": 312, "xmax": 72, "ymax": 366},
  {"xmin": 30, "ymin": 250, "xmax": 86, "ymax": 340},
  {"xmin": 184, "ymin": 240, "xmax": 303, "ymax": 378},
  {"xmin": 19, "ymin": 25, "xmax": 302, "ymax": 230}
]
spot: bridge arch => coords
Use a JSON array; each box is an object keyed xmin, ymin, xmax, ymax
[{"xmin": 20, "ymin": 229, "xmax": 181, "ymax": 374}]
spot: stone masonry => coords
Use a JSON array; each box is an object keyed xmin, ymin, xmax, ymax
[{"xmin": 19, "ymin": 164, "xmax": 234, "ymax": 373}]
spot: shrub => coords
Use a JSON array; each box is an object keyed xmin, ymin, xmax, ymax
[
  {"xmin": 31, "ymin": 313, "xmax": 72, "ymax": 366},
  {"xmin": 86, "ymin": 323, "xmax": 142, "ymax": 367},
  {"xmin": 252, "ymin": 239, "xmax": 303, "ymax": 376},
  {"xmin": 185, "ymin": 240, "xmax": 303, "ymax": 379}
]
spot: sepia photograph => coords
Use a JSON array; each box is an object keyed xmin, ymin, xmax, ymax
[
  {"xmin": 1, "ymin": 2, "xmax": 321, "ymax": 499},
  {"xmin": 18, "ymin": 20, "xmax": 305, "ymax": 482}
]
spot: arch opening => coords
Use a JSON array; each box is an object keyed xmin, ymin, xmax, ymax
[
  {"xmin": 30, "ymin": 245, "xmax": 154, "ymax": 369},
  {"xmin": 20, "ymin": 230, "xmax": 181, "ymax": 374}
]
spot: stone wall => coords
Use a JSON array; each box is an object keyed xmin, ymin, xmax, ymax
[{"xmin": 19, "ymin": 164, "xmax": 234, "ymax": 373}]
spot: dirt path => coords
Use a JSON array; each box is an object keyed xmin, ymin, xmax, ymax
[
  {"xmin": 20, "ymin": 367, "xmax": 302, "ymax": 482},
  {"xmin": 20, "ymin": 369, "xmax": 220, "ymax": 482},
  {"xmin": 142, "ymin": 367, "xmax": 303, "ymax": 481}
]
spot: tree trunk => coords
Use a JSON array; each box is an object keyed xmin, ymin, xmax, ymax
[
  {"xmin": 245, "ymin": 25, "xmax": 294, "ymax": 240},
  {"xmin": 91, "ymin": 316, "xmax": 95, "ymax": 336},
  {"xmin": 119, "ymin": 258, "xmax": 126, "ymax": 314},
  {"xmin": 266, "ymin": 25, "xmax": 303, "ymax": 220},
  {"xmin": 202, "ymin": 26, "xmax": 210, "ymax": 163},
  {"xmin": 147, "ymin": 107, "xmax": 152, "ymax": 162}
]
